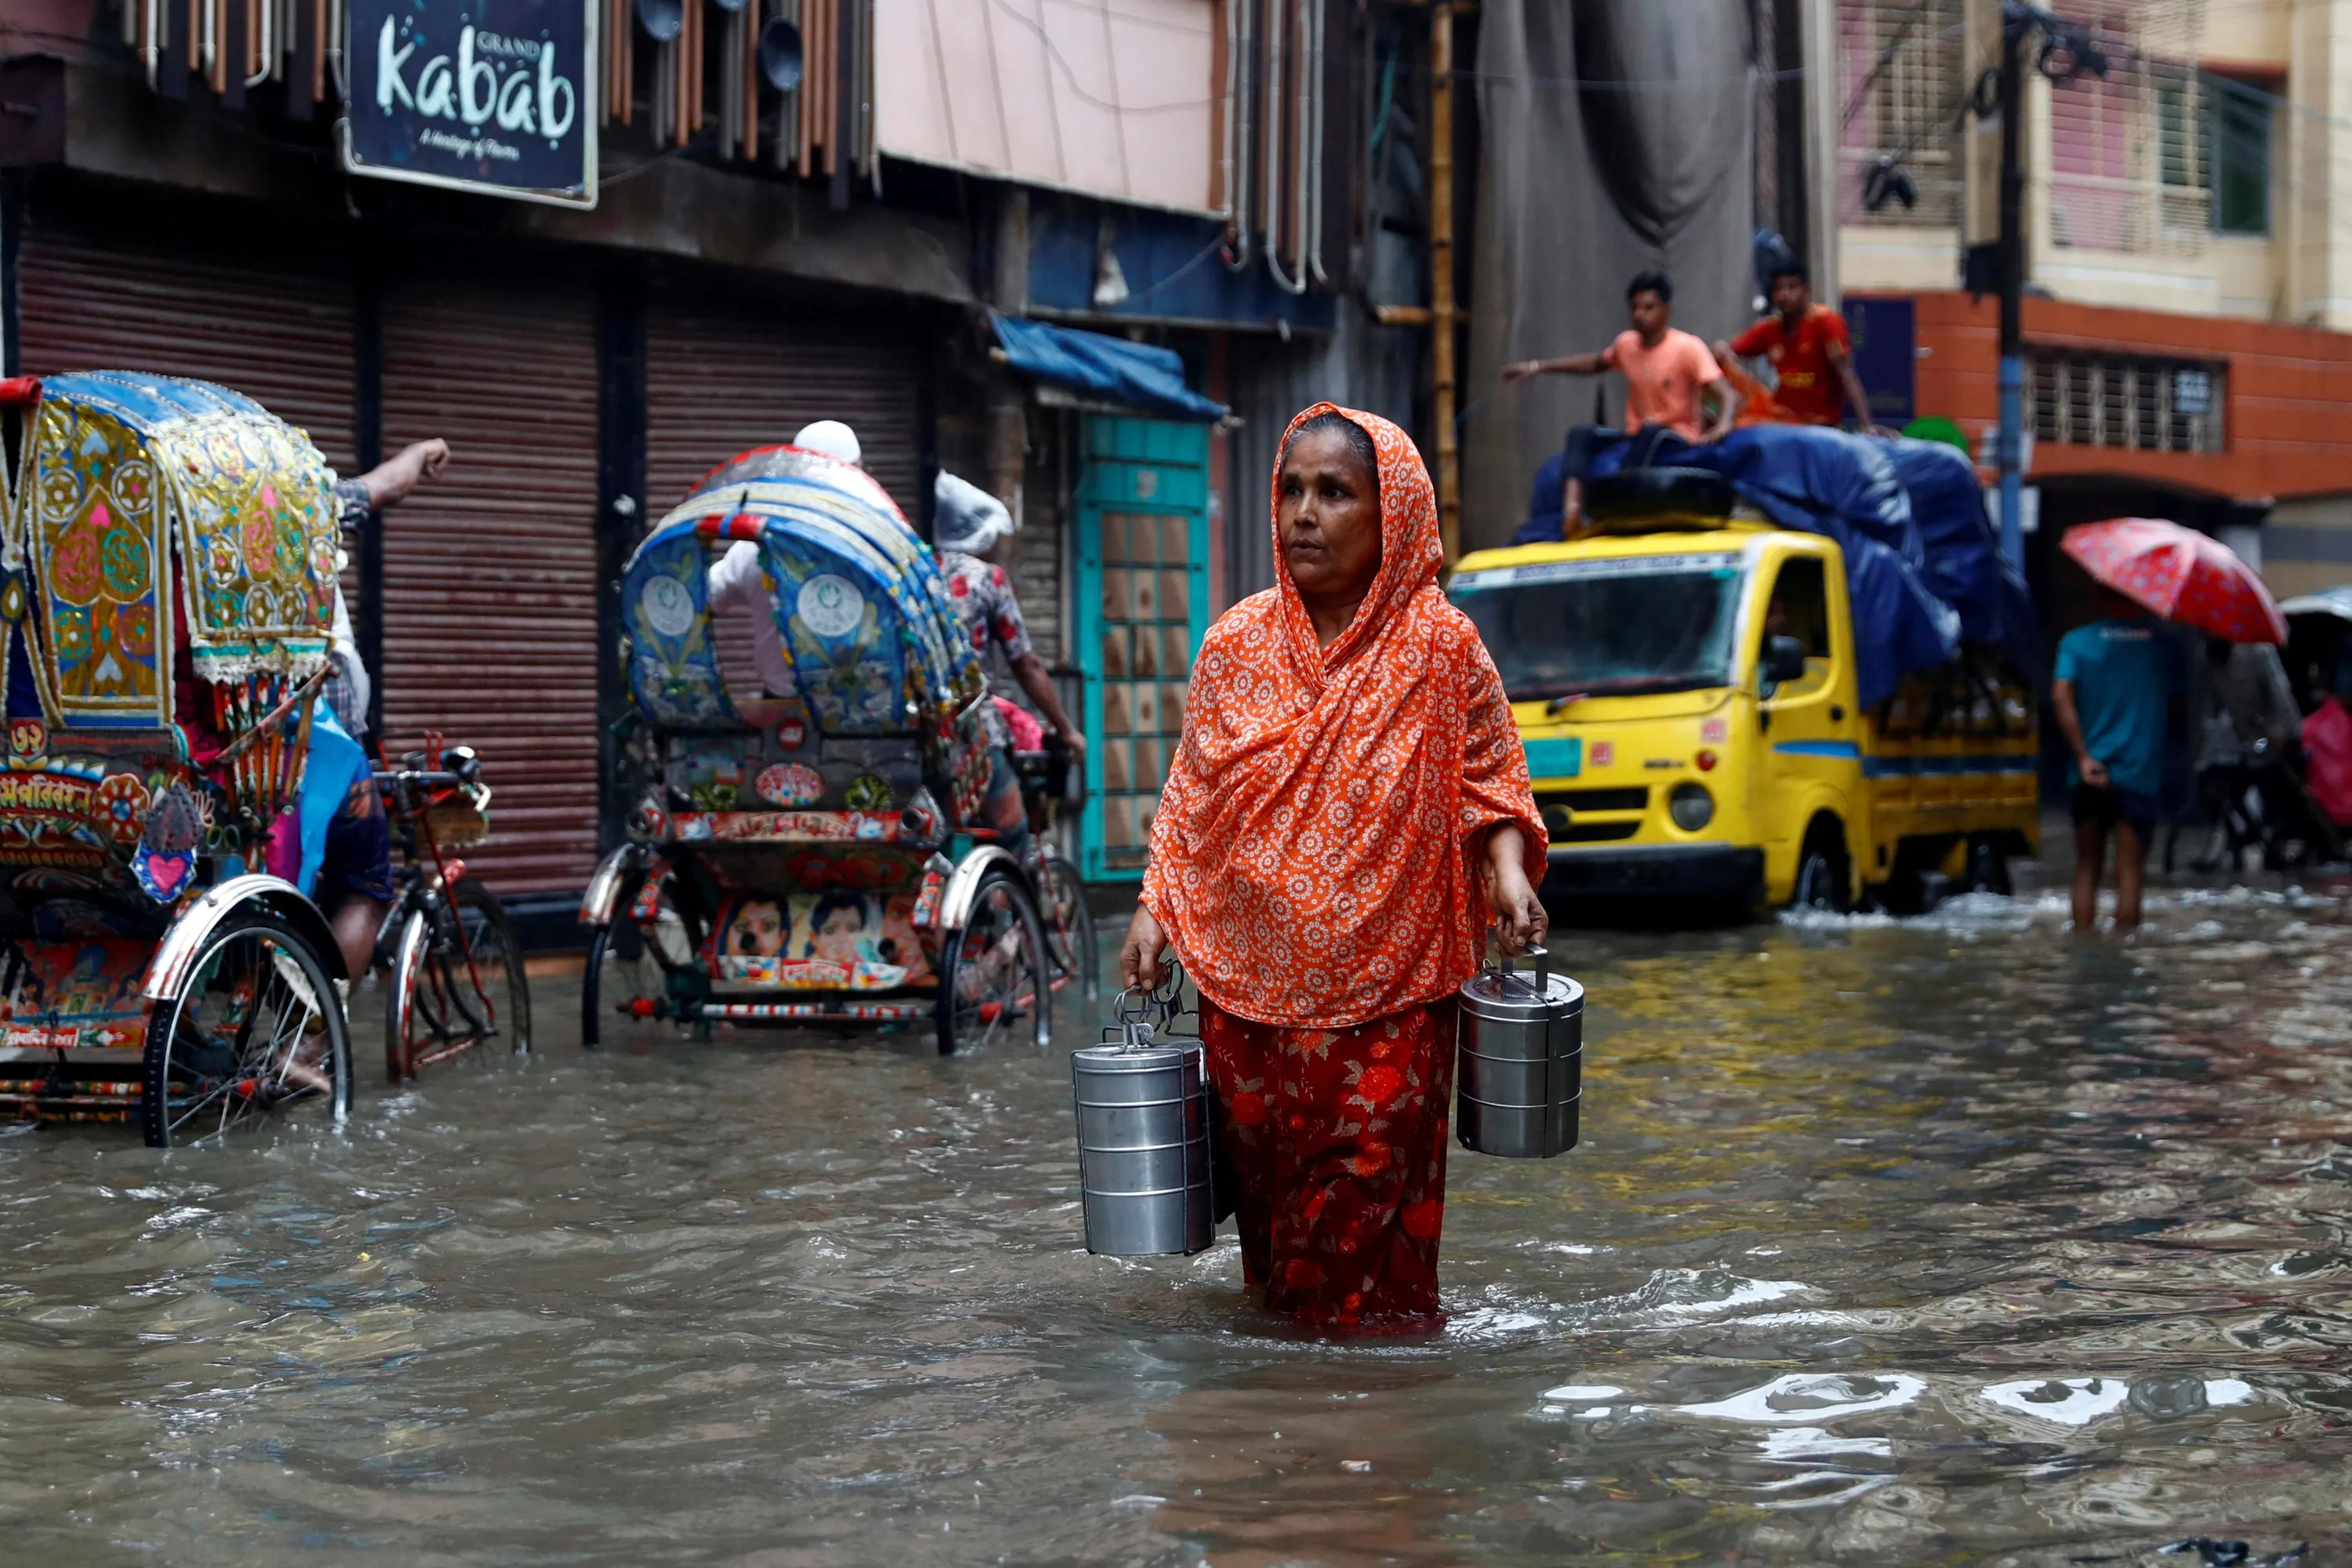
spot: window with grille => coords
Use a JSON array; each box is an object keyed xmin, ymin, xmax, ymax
[
  {"xmin": 1838, "ymin": 0, "xmax": 1965, "ymax": 227},
  {"xmin": 2208, "ymin": 75, "xmax": 2274, "ymax": 235},
  {"xmin": 2027, "ymin": 351, "xmax": 2224, "ymax": 453},
  {"xmin": 2046, "ymin": 5, "xmax": 2214, "ymax": 255}
]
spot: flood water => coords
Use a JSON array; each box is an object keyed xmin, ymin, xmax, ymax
[{"xmin": 4, "ymin": 869, "xmax": 2350, "ymax": 1565}]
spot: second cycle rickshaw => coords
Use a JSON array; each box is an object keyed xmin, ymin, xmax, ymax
[{"xmin": 578, "ymin": 443, "xmax": 1095, "ymax": 1053}]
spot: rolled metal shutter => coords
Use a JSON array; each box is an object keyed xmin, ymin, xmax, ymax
[
  {"xmin": 644, "ymin": 291, "xmax": 921, "ymax": 515},
  {"xmin": 644, "ymin": 288, "xmax": 922, "ymax": 702},
  {"xmin": 378, "ymin": 279, "xmax": 601, "ymax": 898},
  {"xmin": 15, "ymin": 226, "xmax": 356, "ymax": 471}
]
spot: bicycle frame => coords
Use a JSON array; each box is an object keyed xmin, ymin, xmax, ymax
[{"xmin": 372, "ymin": 731, "xmax": 504, "ymax": 1066}]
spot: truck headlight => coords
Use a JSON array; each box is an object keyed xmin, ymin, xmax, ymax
[{"xmin": 1668, "ymin": 782, "xmax": 1715, "ymax": 831}]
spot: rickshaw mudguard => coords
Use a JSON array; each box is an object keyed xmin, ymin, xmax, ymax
[
  {"xmin": 580, "ymin": 843, "xmax": 648, "ymax": 928},
  {"xmin": 142, "ymin": 873, "xmax": 346, "ymax": 999},
  {"xmin": 938, "ymin": 844, "xmax": 1022, "ymax": 932}
]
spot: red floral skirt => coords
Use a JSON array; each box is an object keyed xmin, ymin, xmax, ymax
[{"xmin": 1198, "ymin": 994, "xmax": 1457, "ymax": 1336}]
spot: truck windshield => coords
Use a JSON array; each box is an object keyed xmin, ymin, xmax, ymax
[{"xmin": 1449, "ymin": 553, "xmax": 1747, "ymax": 700}]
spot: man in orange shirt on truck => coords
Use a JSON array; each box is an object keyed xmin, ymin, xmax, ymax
[
  {"xmin": 1503, "ymin": 269, "xmax": 1740, "ymax": 442},
  {"xmin": 1502, "ymin": 269, "xmax": 1739, "ymax": 535},
  {"xmin": 1717, "ymin": 260, "xmax": 1880, "ymax": 430}
]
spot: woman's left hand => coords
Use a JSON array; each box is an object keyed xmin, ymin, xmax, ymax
[{"xmin": 1483, "ymin": 826, "xmax": 1548, "ymax": 954}]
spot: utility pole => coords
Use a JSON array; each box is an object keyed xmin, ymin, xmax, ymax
[
  {"xmin": 1430, "ymin": 2, "xmax": 1460, "ymax": 564},
  {"xmin": 1374, "ymin": 2, "xmax": 1465, "ymax": 563},
  {"xmin": 1996, "ymin": 2, "xmax": 2026, "ymax": 568}
]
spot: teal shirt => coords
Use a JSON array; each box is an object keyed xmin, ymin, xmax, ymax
[{"xmin": 2055, "ymin": 617, "xmax": 2180, "ymax": 798}]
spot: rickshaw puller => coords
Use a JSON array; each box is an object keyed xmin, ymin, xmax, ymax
[
  {"xmin": 932, "ymin": 469, "xmax": 1085, "ymax": 862},
  {"xmin": 315, "ymin": 437, "xmax": 452, "ymax": 978},
  {"xmin": 708, "ymin": 420, "xmax": 868, "ymax": 699}
]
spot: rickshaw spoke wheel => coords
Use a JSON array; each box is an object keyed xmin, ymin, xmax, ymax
[
  {"xmin": 390, "ymin": 880, "xmax": 530, "ymax": 1077},
  {"xmin": 1036, "ymin": 851, "xmax": 1098, "ymax": 1002},
  {"xmin": 140, "ymin": 912, "xmax": 353, "ymax": 1149},
  {"xmin": 935, "ymin": 866, "xmax": 1048, "ymax": 1055},
  {"xmin": 583, "ymin": 879, "xmax": 699, "ymax": 1047}
]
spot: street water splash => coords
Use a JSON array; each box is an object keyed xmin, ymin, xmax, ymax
[{"xmin": 1, "ymin": 867, "xmax": 2348, "ymax": 1562}]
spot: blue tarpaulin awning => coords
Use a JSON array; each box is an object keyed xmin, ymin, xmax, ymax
[{"xmin": 990, "ymin": 313, "xmax": 1227, "ymax": 423}]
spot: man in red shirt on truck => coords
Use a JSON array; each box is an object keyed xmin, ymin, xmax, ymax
[{"xmin": 1719, "ymin": 260, "xmax": 1882, "ymax": 430}]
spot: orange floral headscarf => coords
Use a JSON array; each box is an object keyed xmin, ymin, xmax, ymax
[{"xmin": 1142, "ymin": 405, "xmax": 1545, "ymax": 1028}]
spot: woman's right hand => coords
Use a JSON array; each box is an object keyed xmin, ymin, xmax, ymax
[{"xmin": 1120, "ymin": 906, "xmax": 1171, "ymax": 992}]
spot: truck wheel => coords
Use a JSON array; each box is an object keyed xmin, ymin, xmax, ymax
[
  {"xmin": 1792, "ymin": 819, "xmax": 1851, "ymax": 914},
  {"xmin": 1964, "ymin": 836, "xmax": 2013, "ymax": 896}
]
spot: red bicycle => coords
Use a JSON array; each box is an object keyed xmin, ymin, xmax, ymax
[{"xmin": 372, "ymin": 735, "xmax": 531, "ymax": 1080}]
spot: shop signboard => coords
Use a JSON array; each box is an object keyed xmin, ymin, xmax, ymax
[{"xmin": 343, "ymin": 0, "xmax": 597, "ymax": 208}]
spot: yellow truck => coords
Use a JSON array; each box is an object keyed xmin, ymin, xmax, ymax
[{"xmin": 1450, "ymin": 477, "xmax": 2038, "ymax": 915}]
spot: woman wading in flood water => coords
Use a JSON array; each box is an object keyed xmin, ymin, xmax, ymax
[{"xmin": 1120, "ymin": 404, "xmax": 1548, "ymax": 1335}]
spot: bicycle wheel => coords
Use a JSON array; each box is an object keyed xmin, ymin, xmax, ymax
[
  {"xmin": 140, "ymin": 911, "xmax": 353, "ymax": 1148},
  {"xmin": 933, "ymin": 866, "xmax": 1049, "ymax": 1055},
  {"xmin": 1036, "ymin": 850, "xmax": 1098, "ymax": 1003},
  {"xmin": 583, "ymin": 873, "xmax": 699, "ymax": 1047},
  {"xmin": 388, "ymin": 880, "xmax": 530, "ymax": 1078}
]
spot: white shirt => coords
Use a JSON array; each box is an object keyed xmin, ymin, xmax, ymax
[
  {"xmin": 706, "ymin": 541, "xmax": 798, "ymax": 699},
  {"xmin": 328, "ymin": 581, "xmax": 369, "ymax": 728}
]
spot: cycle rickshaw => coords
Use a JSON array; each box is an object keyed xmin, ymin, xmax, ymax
[
  {"xmin": 0, "ymin": 372, "xmax": 358, "ymax": 1145},
  {"xmin": 579, "ymin": 444, "xmax": 1096, "ymax": 1053}
]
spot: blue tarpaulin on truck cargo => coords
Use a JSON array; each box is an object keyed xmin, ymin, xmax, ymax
[
  {"xmin": 1880, "ymin": 436, "xmax": 2041, "ymax": 672},
  {"xmin": 989, "ymin": 313, "xmax": 1228, "ymax": 423}
]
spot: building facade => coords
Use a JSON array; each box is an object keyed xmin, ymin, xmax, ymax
[{"xmin": 1836, "ymin": 0, "xmax": 2352, "ymax": 598}]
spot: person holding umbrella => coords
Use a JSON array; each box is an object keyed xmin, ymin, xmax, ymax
[
  {"xmin": 2053, "ymin": 588, "xmax": 2183, "ymax": 934},
  {"xmin": 2058, "ymin": 518, "xmax": 2290, "ymax": 933}
]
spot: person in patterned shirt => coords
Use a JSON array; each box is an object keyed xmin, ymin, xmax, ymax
[
  {"xmin": 315, "ymin": 437, "xmax": 448, "ymax": 981},
  {"xmin": 934, "ymin": 470, "xmax": 1084, "ymax": 861}
]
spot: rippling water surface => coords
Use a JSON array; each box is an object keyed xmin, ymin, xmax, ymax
[{"xmin": 4, "ymin": 871, "xmax": 2350, "ymax": 1564}]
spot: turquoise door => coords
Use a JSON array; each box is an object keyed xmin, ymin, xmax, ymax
[{"xmin": 1074, "ymin": 416, "xmax": 1211, "ymax": 880}]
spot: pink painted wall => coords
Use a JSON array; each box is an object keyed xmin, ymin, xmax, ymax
[{"xmin": 874, "ymin": 0, "xmax": 1219, "ymax": 213}]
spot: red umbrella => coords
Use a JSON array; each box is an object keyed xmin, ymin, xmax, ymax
[{"xmin": 2060, "ymin": 517, "xmax": 2288, "ymax": 644}]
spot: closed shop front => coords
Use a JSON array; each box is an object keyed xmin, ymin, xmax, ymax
[
  {"xmin": 14, "ymin": 220, "xmax": 356, "ymax": 476},
  {"xmin": 644, "ymin": 283, "xmax": 922, "ymax": 517},
  {"xmin": 377, "ymin": 278, "xmax": 602, "ymax": 899}
]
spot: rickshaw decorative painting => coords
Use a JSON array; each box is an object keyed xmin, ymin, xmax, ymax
[
  {"xmin": 0, "ymin": 938, "xmax": 151, "ymax": 1052},
  {"xmin": 624, "ymin": 530, "xmax": 734, "ymax": 727},
  {"xmin": 16, "ymin": 376, "xmax": 339, "ymax": 731},
  {"xmin": 709, "ymin": 888, "xmax": 932, "ymax": 990},
  {"xmin": 25, "ymin": 401, "xmax": 169, "ymax": 727}
]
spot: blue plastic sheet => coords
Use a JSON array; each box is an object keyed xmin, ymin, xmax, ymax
[
  {"xmin": 989, "ymin": 314, "xmax": 1228, "ymax": 423},
  {"xmin": 1563, "ymin": 425, "xmax": 1965, "ymax": 709},
  {"xmin": 1881, "ymin": 437, "xmax": 2040, "ymax": 672}
]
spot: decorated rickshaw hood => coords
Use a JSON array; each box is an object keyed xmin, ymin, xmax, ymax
[
  {"xmin": 622, "ymin": 445, "xmax": 982, "ymax": 732},
  {"xmin": 5, "ymin": 372, "xmax": 339, "ymax": 729}
]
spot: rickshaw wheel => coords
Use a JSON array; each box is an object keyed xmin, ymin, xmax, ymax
[
  {"xmin": 140, "ymin": 911, "xmax": 354, "ymax": 1148},
  {"xmin": 934, "ymin": 866, "xmax": 1050, "ymax": 1055},
  {"xmin": 1035, "ymin": 851, "xmax": 1098, "ymax": 1002},
  {"xmin": 583, "ymin": 875, "xmax": 699, "ymax": 1048},
  {"xmin": 387, "ymin": 880, "xmax": 531, "ymax": 1080}
]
